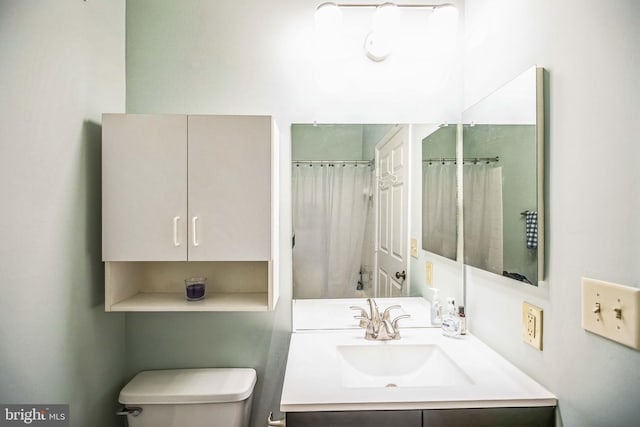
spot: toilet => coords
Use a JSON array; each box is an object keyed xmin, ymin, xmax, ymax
[{"xmin": 118, "ymin": 368, "xmax": 257, "ymax": 427}]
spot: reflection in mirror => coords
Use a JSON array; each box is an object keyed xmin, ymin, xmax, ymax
[
  {"xmin": 421, "ymin": 125, "xmax": 457, "ymax": 261},
  {"xmin": 462, "ymin": 66, "xmax": 544, "ymax": 285},
  {"xmin": 291, "ymin": 124, "xmax": 392, "ymax": 299}
]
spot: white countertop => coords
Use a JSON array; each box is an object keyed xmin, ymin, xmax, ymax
[
  {"xmin": 280, "ymin": 328, "xmax": 556, "ymax": 412},
  {"xmin": 292, "ymin": 297, "xmax": 434, "ymax": 331}
]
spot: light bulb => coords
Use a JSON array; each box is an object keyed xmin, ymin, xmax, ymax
[
  {"xmin": 315, "ymin": 2, "xmax": 343, "ymax": 34},
  {"xmin": 366, "ymin": 3, "xmax": 400, "ymax": 61},
  {"xmin": 372, "ymin": 2, "xmax": 400, "ymax": 33},
  {"xmin": 428, "ymin": 4, "xmax": 459, "ymax": 35},
  {"xmin": 426, "ymin": 4, "xmax": 458, "ymax": 56}
]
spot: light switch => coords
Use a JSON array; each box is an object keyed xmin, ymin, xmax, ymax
[
  {"xmin": 522, "ymin": 302, "xmax": 543, "ymax": 350},
  {"xmin": 582, "ymin": 277, "xmax": 640, "ymax": 350},
  {"xmin": 410, "ymin": 238, "xmax": 418, "ymax": 258}
]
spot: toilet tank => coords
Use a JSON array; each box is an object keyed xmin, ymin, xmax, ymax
[{"xmin": 118, "ymin": 368, "xmax": 257, "ymax": 427}]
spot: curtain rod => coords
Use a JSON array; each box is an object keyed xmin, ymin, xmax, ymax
[
  {"xmin": 293, "ymin": 160, "xmax": 373, "ymax": 166},
  {"xmin": 423, "ymin": 156, "xmax": 499, "ymax": 164},
  {"xmin": 322, "ymin": 3, "xmax": 455, "ymax": 9}
]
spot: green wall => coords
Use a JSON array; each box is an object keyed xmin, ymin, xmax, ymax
[
  {"xmin": 125, "ymin": 2, "xmax": 293, "ymax": 425},
  {"xmin": 422, "ymin": 126, "xmax": 457, "ymax": 159},
  {"xmin": 292, "ymin": 124, "xmax": 365, "ymax": 160},
  {"xmin": 124, "ymin": 1, "xmax": 460, "ymax": 426},
  {"xmin": 0, "ymin": 2, "xmax": 127, "ymax": 426},
  {"xmin": 292, "ymin": 124, "xmax": 393, "ymax": 161}
]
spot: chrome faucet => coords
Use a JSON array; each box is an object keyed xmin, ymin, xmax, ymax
[{"xmin": 350, "ymin": 298, "xmax": 410, "ymax": 340}]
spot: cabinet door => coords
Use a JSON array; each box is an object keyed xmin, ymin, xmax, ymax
[
  {"xmin": 287, "ymin": 411, "xmax": 422, "ymax": 427},
  {"xmin": 422, "ymin": 407, "xmax": 555, "ymax": 426},
  {"xmin": 187, "ymin": 115, "xmax": 272, "ymax": 261},
  {"xmin": 102, "ymin": 114, "xmax": 188, "ymax": 261}
]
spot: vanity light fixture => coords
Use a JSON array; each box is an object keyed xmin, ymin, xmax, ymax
[{"xmin": 314, "ymin": 2, "xmax": 457, "ymax": 62}]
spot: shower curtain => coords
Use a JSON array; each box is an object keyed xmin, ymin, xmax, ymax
[
  {"xmin": 463, "ymin": 164, "xmax": 504, "ymax": 274},
  {"xmin": 422, "ymin": 163, "xmax": 458, "ymax": 260},
  {"xmin": 292, "ymin": 164, "xmax": 372, "ymax": 298}
]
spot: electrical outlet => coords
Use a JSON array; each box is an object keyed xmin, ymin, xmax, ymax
[
  {"xmin": 425, "ymin": 262, "xmax": 433, "ymax": 285},
  {"xmin": 522, "ymin": 302, "xmax": 543, "ymax": 350},
  {"xmin": 410, "ymin": 238, "xmax": 418, "ymax": 258},
  {"xmin": 582, "ymin": 277, "xmax": 640, "ymax": 349}
]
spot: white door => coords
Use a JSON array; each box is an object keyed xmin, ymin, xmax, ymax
[
  {"xmin": 102, "ymin": 114, "xmax": 188, "ymax": 261},
  {"xmin": 375, "ymin": 126, "xmax": 409, "ymax": 297},
  {"xmin": 187, "ymin": 115, "xmax": 272, "ymax": 261}
]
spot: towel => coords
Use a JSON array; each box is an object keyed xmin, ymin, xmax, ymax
[
  {"xmin": 525, "ymin": 211, "xmax": 538, "ymax": 250},
  {"xmin": 503, "ymin": 270, "xmax": 533, "ymax": 284}
]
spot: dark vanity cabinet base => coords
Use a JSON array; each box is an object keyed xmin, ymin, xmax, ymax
[
  {"xmin": 286, "ymin": 410, "xmax": 422, "ymax": 427},
  {"xmin": 286, "ymin": 407, "xmax": 555, "ymax": 427},
  {"xmin": 423, "ymin": 407, "xmax": 555, "ymax": 426}
]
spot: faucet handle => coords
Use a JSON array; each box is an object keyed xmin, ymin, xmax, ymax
[
  {"xmin": 351, "ymin": 306, "xmax": 370, "ymax": 328},
  {"xmin": 387, "ymin": 314, "xmax": 411, "ymax": 340},
  {"xmin": 350, "ymin": 306, "xmax": 369, "ymax": 317},
  {"xmin": 391, "ymin": 314, "xmax": 411, "ymax": 329},
  {"xmin": 382, "ymin": 305, "xmax": 402, "ymax": 320}
]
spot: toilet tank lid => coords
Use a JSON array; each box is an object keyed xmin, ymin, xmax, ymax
[{"xmin": 119, "ymin": 368, "xmax": 257, "ymax": 405}]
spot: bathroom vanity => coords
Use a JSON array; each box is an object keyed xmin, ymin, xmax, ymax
[
  {"xmin": 285, "ymin": 407, "xmax": 554, "ymax": 427},
  {"xmin": 281, "ymin": 299, "xmax": 556, "ymax": 427}
]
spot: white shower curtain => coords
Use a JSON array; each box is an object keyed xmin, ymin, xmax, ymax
[
  {"xmin": 463, "ymin": 164, "xmax": 504, "ymax": 275},
  {"xmin": 422, "ymin": 163, "xmax": 458, "ymax": 260},
  {"xmin": 292, "ymin": 165, "xmax": 372, "ymax": 298}
]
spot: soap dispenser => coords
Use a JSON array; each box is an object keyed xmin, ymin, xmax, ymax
[
  {"xmin": 458, "ymin": 305, "xmax": 467, "ymax": 335},
  {"xmin": 430, "ymin": 288, "xmax": 442, "ymax": 326},
  {"xmin": 441, "ymin": 297, "xmax": 461, "ymax": 337}
]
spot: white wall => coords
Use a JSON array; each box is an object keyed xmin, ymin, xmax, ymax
[
  {"xmin": 0, "ymin": 1, "xmax": 127, "ymax": 426},
  {"xmin": 464, "ymin": 1, "xmax": 640, "ymax": 426},
  {"xmin": 125, "ymin": 1, "xmax": 462, "ymax": 425}
]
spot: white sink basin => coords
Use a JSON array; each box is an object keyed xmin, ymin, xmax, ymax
[
  {"xmin": 280, "ymin": 328, "xmax": 557, "ymax": 412},
  {"xmin": 337, "ymin": 343, "xmax": 473, "ymax": 388}
]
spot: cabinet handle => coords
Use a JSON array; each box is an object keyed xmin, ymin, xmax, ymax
[
  {"xmin": 192, "ymin": 216, "xmax": 200, "ymax": 246},
  {"xmin": 173, "ymin": 216, "xmax": 181, "ymax": 247}
]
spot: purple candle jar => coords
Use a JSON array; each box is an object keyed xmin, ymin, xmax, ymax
[{"xmin": 185, "ymin": 277, "xmax": 207, "ymax": 301}]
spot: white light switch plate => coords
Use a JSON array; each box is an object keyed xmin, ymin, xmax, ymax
[
  {"xmin": 410, "ymin": 238, "xmax": 418, "ymax": 258},
  {"xmin": 582, "ymin": 277, "xmax": 640, "ymax": 350}
]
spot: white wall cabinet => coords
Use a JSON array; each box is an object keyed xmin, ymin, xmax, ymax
[{"xmin": 102, "ymin": 114, "xmax": 280, "ymax": 312}]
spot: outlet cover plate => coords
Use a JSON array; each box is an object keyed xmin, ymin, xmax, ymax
[
  {"xmin": 522, "ymin": 302, "xmax": 543, "ymax": 350},
  {"xmin": 425, "ymin": 262, "xmax": 433, "ymax": 285},
  {"xmin": 582, "ymin": 277, "xmax": 640, "ymax": 350}
]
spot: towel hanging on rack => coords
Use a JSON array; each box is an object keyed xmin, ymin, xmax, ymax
[{"xmin": 524, "ymin": 211, "xmax": 538, "ymax": 250}]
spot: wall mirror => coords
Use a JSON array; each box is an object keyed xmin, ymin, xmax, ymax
[
  {"xmin": 462, "ymin": 66, "xmax": 544, "ymax": 285},
  {"xmin": 292, "ymin": 123, "xmax": 463, "ymax": 299},
  {"xmin": 421, "ymin": 125, "xmax": 458, "ymax": 261}
]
